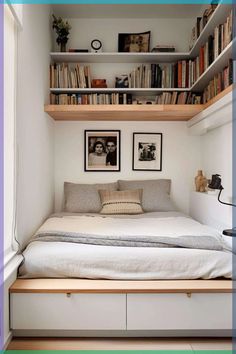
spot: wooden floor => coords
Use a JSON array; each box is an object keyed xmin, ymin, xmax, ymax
[{"xmin": 7, "ymin": 337, "xmax": 232, "ymax": 350}]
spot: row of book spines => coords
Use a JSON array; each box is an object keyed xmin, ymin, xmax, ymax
[
  {"xmin": 50, "ymin": 92, "xmax": 200, "ymax": 105},
  {"xmin": 156, "ymin": 92, "xmax": 201, "ymax": 105},
  {"xmin": 150, "ymin": 62, "xmax": 198, "ymax": 89},
  {"xmin": 189, "ymin": 4, "xmax": 217, "ymax": 49},
  {"xmin": 202, "ymin": 62, "xmax": 233, "ymax": 104},
  {"xmin": 50, "ymin": 63, "xmax": 92, "ymax": 89},
  {"xmin": 213, "ymin": 12, "xmax": 232, "ymax": 59},
  {"xmin": 190, "ymin": 8, "xmax": 232, "ymax": 50},
  {"xmin": 151, "ymin": 56, "xmax": 231, "ymax": 90},
  {"xmin": 50, "ymin": 93, "xmax": 133, "ymax": 105}
]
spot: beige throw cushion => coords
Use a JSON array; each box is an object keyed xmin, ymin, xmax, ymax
[{"xmin": 99, "ymin": 189, "xmax": 143, "ymax": 215}]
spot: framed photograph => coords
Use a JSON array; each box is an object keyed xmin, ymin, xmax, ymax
[
  {"xmin": 85, "ymin": 130, "xmax": 120, "ymax": 172},
  {"xmin": 133, "ymin": 132, "xmax": 162, "ymax": 171},
  {"xmin": 118, "ymin": 31, "xmax": 151, "ymax": 52}
]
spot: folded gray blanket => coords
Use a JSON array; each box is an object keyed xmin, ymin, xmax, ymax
[{"xmin": 31, "ymin": 231, "xmax": 224, "ymax": 251}]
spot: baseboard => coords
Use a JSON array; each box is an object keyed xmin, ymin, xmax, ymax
[
  {"xmin": 3, "ymin": 331, "xmax": 12, "ymax": 350},
  {"xmin": 12, "ymin": 329, "xmax": 232, "ymax": 337}
]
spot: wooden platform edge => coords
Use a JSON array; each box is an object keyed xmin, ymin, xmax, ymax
[
  {"xmin": 44, "ymin": 85, "xmax": 232, "ymax": 121},
  {"xmin": 10, "ymin": 279, "xmax": 232, "ymax": 294}
]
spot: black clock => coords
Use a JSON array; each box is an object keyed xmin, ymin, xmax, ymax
[{"xmin": 91, "ymin": 39, "xmax": 102, "ymax": 53}]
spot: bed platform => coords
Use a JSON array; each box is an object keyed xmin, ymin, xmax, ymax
[{"xmin": 10, "ymin": 279, "xmax": 232, "ymax": 337}]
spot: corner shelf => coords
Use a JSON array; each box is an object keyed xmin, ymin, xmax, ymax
[
  {"xmin": 191, "ymin": 41, "xmax": 232, "ymax": 92},
  {"xmin": 44, "ymin": 85, "xmax": 232, "ymax": 121},
  {"xmin": 47, "ymin": 3, "xmax": 232, "ymax": 122},
  {"xmin": 44, "ymin": 104, "xmax": 203, "ymax": 121}
]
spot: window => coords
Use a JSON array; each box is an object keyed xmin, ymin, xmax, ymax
[{"xmin": 4, "ymin": 5, "xmax": 17, "ymax": 262}]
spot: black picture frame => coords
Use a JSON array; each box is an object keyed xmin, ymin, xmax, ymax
[
  {"xmin": 84, "ymin": 130, "xmax": 121, "ymax": 172},
  {"xmin": 132, "ymin": 132, "xmax": 162, "ymax": 171},
  {"xmin": 118, "ymin": 31, "xmax": 151, "ymax": 53}
]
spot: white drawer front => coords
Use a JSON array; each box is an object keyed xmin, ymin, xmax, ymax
[
  {"xmin": 127, "ymin": 293, "xmax": 232, "ymax": 330},
  {"xmin": 11, "ymin": 293, "xmax": 126, "ymax": 330}
]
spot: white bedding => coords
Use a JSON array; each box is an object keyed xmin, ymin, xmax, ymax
[{"xmin": 19, "ymin": 212, "xmax": 232, "ymax": 279}]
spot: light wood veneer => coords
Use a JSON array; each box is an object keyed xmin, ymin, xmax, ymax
[
  {"xmin": 10, "ymin": 279, "xmax": 232, "ymax": 294},
  {"xmin": 44, "ymin": 85, "xmax": 232, "ymax": 121}
]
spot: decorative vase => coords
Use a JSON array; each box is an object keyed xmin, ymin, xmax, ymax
[
  {"xmin": 195, "ymin": 170, "xmax": 207, "ymax": 192},
  {"xmin": 60, "ymin": 42, "xmax": 67, "ymax": 52}
]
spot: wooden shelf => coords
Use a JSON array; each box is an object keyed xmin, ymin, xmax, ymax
[
  {"xmin": 50, "ymin": 52, "xmax": 189, "ymax": 64},
  {"xmin": 50, "ymin": 87, "xmax": 190, "ymax": 94},
  {"xmin": 45, "ymin": 104, "xmax": 203, "ymax": 121},
  {"xmin": 10, "ymin": 279, "xmax": 232, "ymax": 294},
  {"xmin": 45, "ymin": 85, "xmax": 232, "ymax": 121}
]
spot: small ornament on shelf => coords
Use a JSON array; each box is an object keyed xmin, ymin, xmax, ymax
[
  {"xmin": 91, "ymin": 79, "xmax": 107, "ymax": 88},
  {"xmin": 195, "ymin": 170, "xmax": 208, "ymax": 192},
  {"xmin": 52, "ymin": 15, "xmax": 71, "ymax": 52},
  {"xmin": 151, "ymin": 45, "xmax": 175, "ymax": 53}
]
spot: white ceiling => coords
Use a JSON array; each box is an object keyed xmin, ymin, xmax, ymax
[{"xmin": 52, "ymin": 4, "xmax": 203, "ymax": 19}]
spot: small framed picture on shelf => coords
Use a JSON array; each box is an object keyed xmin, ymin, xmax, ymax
[
  {"xmin": 118, "ymin": 31, "xmax": 151, "ymax": 52},
  {"xmin": 132, "ymin": 132, "xmax": 162, "ymax": 171},
  {"xmin": 85, "ymin": 130, "xmax": 121, "ymax": 172}
]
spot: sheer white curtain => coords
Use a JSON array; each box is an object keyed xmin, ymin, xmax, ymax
[{"xmin": 4, "ymin": 4, "xmax": 17, "ymax": 263}]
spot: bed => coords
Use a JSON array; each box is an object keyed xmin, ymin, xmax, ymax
[
  {"xmin": 18, "ymin": 211, "xmax": 232, "ymax": 280},
  {"xmin": 10, "ymin": 179, "xmax": 232, "ymax": 337}
]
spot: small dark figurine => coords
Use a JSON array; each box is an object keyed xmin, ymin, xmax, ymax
[{"xmin": 208, "ymin": 174, "xmax": 223, "ymax": 190}]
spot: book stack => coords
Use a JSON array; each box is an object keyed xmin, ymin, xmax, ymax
[
  {"xmin": 155, "ymin": 91, "xmax": 201, "ymax": 104},
  {"xmin": 177, "ymin": 61, "xmax": 190, "ymax": 88},
  {"xmin": 150, "ymin": 64, "xmax": 178, "ymax": 88},
  {"xmin": 50, "ymin": 63, "xmax": 92, "ymax": 89},
  {"xmin": 50, "ymin": 91, "xmax": 202, "ymax": 105},
  {"xmin": 189, "ymin": 4, "xmax": 218, "ymax": 50},
  {"xmin": 128, "ymin": 65, "xmax": 152, "ymax": 88},
  {"xmin": 185, "ymin": 10, "xmax": 232, "ymax": 88},
  {"xmin": 213, "ymin": 11, "xmax": 232, "ymax": 60},
  {"xmin": 50, "ymin": 93, "xmax": 133, "ymax": 105},
  {"xmin": 151, "ymin": 45, "xmax": 175, "ymax": 52},
  {"xmin": 202, "ymin": 59, "xmax": 232, "ymax": 103}
]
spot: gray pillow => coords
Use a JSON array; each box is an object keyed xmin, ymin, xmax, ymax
[
  {"xmin": 118, "ymin": 179, "xmax": 175, "ymax": 212},
  {"xmin": 64, "ymin": 182, "xmax": 118, "ymax": 213}
]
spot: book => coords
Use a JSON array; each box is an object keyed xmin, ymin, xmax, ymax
[{"xmin": 69, "ymin": 49, "xmax": 89, "ymax": 52}]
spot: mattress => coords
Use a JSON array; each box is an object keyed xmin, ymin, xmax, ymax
[{"xmin": 19, "ymin": 212, "xmax": 232, "ymax": 280}]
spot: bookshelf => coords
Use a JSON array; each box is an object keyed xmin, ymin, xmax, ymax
[
  {"xmin": 45, "ymin": 84, "xmax": 232, "ymax": 121},
  {"xmin": 46, "ymin": 3, "xmax": 233, "ymax": 121},
  {"xmin": 44, "ymin": 104, "xmax": 203, "ymax": 121},
  {"xmin": 50, "ymin": 52, "xmax": 190, "ymax": 64},
  {"xmin": 189, "ymin": 3, "xmax": 232, "ymax": 57},
  {"xmin": 191, "ymin": 41, "xmax": 232, "ymax": 92}
]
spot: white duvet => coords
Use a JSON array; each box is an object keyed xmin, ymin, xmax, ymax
[{"xmin": 19, "ymin": 212, "xmax": 232, "ymax": 279}]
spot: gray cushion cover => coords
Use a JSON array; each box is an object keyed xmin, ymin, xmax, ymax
[
  {"xmin": 118, "ymin": 179, "xmax": 175, "ymax": 212},
  {"xmin": 64, "ymin": 182, "xmax": 118, "ymax": 213}
]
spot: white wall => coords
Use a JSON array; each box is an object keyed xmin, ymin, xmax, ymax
[
  {"xmin": 55, "ymin": 121, "xmax": 202, "ymax": 214},
  {"xmin": 16, "ymin": 4, "xmax": 54, "ymax": 248},
  {"xmin": 202, "ymin": 122, "xmax": 232, "ymax": 201},
  {"xmin": 54, "ymin": 18, "xmax": 194, "ymax": 53},
  {"xmin": 189, "ymin": 117, "xmax": 232, "ymax": 229}
]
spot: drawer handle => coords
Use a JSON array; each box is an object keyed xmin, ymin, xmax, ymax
[
  {"xmin": 66, "ymin": 293, "xmax": 71, "ymax": 298},
  {"xmin": 186, "ymin": 292, "xmax": 192, "ymax": 298}
]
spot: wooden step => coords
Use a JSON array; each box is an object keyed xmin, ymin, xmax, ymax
[{"xmin": 10, "ymin": 279, "xmax": 232, "ymax": 294}]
